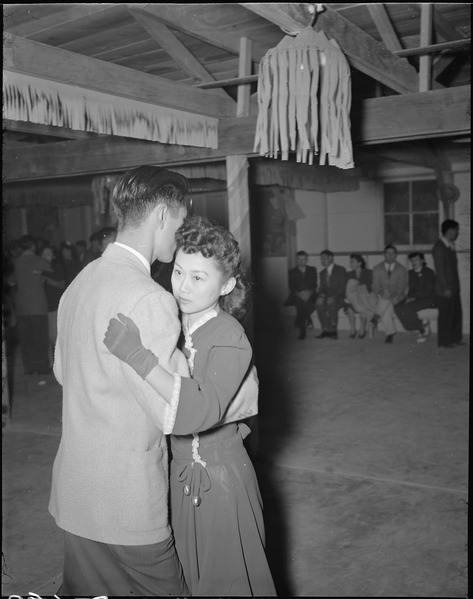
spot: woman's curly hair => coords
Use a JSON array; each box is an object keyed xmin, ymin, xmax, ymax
[{"xmin": 175, "ymin": 215, "xmax": 250, "ymax": 320}]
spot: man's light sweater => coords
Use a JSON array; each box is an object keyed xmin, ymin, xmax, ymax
[{"xmin": 49, "ymin": 243, "xmax": 189, "ymax": 545}]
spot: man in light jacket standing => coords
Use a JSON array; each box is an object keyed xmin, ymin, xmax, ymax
[
  {"xmin": 371, "ymin": 245, "xmax": 408, "ymax": 343},
  {"xmin": 50, "ymin": 165, "xmax": 253, "ymax": 595}
]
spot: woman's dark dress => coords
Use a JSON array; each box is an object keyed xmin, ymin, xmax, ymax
[{"xmin": 170, "ymin": 309, "xmax": 276, "ymax": 597}]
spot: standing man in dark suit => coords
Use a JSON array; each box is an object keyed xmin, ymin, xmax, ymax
[
  {"xmin": 284, "ymin": 250, "xmax": 318, "ymax": 340},
  {"xmin": 432, "ymin": 219, "xmax": 463, "ymax": 348},
  {"xmin": 315, "ymin": 250, "xmax": 347, "ymax": 339}
]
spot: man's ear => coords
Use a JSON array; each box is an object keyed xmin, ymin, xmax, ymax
[
  {"xmin": 154, "ymin": 204, "xmax": 168, "ymax": 229},
  {"xmin": 220, "ymin": 277, "xmax": 236, "ymax": 296}
]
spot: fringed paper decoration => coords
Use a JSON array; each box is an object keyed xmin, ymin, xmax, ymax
[
  {"xmin": 3, "ymin": 70, "xmax": 218, "ymax": 149},
  {"xmin": 254, "ymin": 27, "xmax": 354, "ymax": 169}
]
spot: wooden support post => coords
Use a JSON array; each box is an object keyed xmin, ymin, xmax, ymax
[
  {"xmin": 419, "ymin": 4, "xmax": 434, "ymax": 92},
  {"xmin": 226, "ymin": 155, "xmax": 253, "ymax": 336},
  {"xmin": 226, "ymin": 156, "xmax": 251, "ymax": 273},
  {"xmin": 237, "ymin": 37, "xmax": 252, "ymax": 117},
  {"xmin": 228, "ymin": 38, "xmax": 254, "ymax": 341}
]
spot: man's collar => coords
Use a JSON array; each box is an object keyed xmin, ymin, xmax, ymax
[
  {"xmin": 441, "ymin": 235, "xmax": 454, "ymax": 249},
  {"xmin": 113, "ymin": 242, "xmax": 150, "ymax": 272}
]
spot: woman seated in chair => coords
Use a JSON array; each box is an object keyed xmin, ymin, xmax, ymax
[
  {"xmin": 394, "ymin": 252, "xmax": 437, "ymax": 342},
  {"xmin": 345, "ymin": 254, "xmax": 377, "ymax": 338}
]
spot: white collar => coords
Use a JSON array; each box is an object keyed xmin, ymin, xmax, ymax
[
  {"xmin": 441, "ymin": 236, "xmax": 454, "ymax": 249},
  {"xmin": 113, "ymin": 242, "xmax": 150, "ymax": 272},
  {"xmin": 326, "ymin": 263, "xmax": 334, "ymax": 274},
  {"xmin": 184, "ymin": 308, "xmax": 219, "ymax": 336}
]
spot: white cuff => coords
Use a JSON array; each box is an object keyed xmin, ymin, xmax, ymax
[{"xmin": 162, "ymin": 373, "xmax": 181, "ymax": 434}]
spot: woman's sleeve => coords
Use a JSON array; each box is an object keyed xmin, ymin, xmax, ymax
[{"xmin": 172, "ymin": 337, "xmax": 252, "ymax": 435}]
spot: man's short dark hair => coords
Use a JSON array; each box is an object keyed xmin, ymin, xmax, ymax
[
  {"xmin": 296, "ymin": 251, "xmax": 308, "ymax": 257},
  {"xmin": 441, "ymin": 219, "xmax": 459, "ymax": 235},
  {"xmin": 408, "ymin": 251, "xmax": 425, "ymax": 263},
  {"xmin": 384, "ymin": 244, "xmax": 397, "ymax": 253},
  {"xmin": 321, "ymin": 250, "xmax": 333, "ymax": 258},
  {"xmin": 112, "ymin": 165, "xmax": 189, "ymax": 229}
]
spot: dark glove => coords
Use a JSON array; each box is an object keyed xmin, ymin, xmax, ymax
[{"xmin": 104, "ymin": 313, "xmax": 159, "ymax": 379}]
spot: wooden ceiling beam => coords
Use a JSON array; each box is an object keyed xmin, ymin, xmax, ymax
[
  {"xmin": 3, "ymin": 4, "xmax": 117, "ymax": 37},
  {"xmin": 240, "ymin": 3, "xmax": 420, "ymax": 94},
  {"xmin": 4, "ymin": 86, "xmax": 470, "ymax": 182},
  {"xmin": 409, "ymin": 2, "xmax": 464, "ymax": 82},
  {"xmin": 4, "ymin": 33, "xmax": 236, "ymax": 118},
  {"xmin": 359, "ymin": 144, "xmax": 442, "ymax": 171},
  {"xmin": 367, "ymin": 4, "xmax": 403, "ymax": 51},
  {"xmin": 409, "ymin": 2, "xmax": 466, "ymax": 43},
  {"xmin": 126, "ymin": 3, "xmax": 268, "ymax": 63},
  {"xmin": 3, "ymin": 119, "xmax": 106, "ymax": 140},
  {"xmin": 126, "ymin": 6, "xmax": 234, "ymax": 104}
]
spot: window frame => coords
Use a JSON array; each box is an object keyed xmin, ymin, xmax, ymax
[{"xmin": 382, "ymin": 176, "xmax": 443, "ymax": 250}]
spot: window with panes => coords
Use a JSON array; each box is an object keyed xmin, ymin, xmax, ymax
[{"xmin": 384, "ymin": 180, "xmax": 439, "ymax": 246}]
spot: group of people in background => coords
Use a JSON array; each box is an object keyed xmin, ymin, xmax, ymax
[
  {"xmin": 285, "ymin": 219, "xmax": 463, "ymax": 349},
  {"xmin": 3, "ymin": 226, "xmax": 117, "ymax": 381}
]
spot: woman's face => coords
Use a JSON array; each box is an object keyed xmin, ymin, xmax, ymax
[
  {"xmin": 350, "ymin": 257, "xmax": 359, "ymax": 270},
  {"xmin": 171, "ymin": 249, "xmax": 235, "ymax": 326}
]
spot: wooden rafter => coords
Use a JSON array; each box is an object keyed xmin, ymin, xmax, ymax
[
  {"xmin": 4, "ymin": 33, "xmax": 236, "ymax": 118},
  {"xmin": 126, "ymin": 6, "xmax": 234, "ymax": 103},
  {"xmin": 126, "ymin": 3, "xmax": 268, "ymax": 63},
  {"xmin": 359, "ymin": 143, "xmax": 443, "ymax": 171},
  {"xmin": 3, "ymin": 86, "xmax": 470, "ymax": 182},
  {"xmin": 367, "ymin": 4, "xmax": 403, "ymax": 51},
  {"xmin": 240, "ymin": 2, "xmax": 420, "ymax": 94},
  {"xmin": 3, "ymin": 4, "xmax": 117, "ymax": 37},
  {"xmin": 3, "ymin": 119, "xmax": 105, "ymax": 140},
  {"xmin": 410, "ymin": 3, "xmax": 468, "ymax": 81}
]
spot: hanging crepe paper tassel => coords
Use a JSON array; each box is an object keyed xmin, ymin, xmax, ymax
[
  {"xmin": 3, "ymin": 71, "xmax": 218, "ymax": 149},
  {"xmin": 254, "ymin": 27, "xmax": 354, "ymax": 169}
]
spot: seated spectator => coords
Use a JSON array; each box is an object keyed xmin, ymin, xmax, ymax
[
  {"xmin": 82, "ymin": 231, "xmax": 102, "ymax": 266},
  {"xmin": 284, "ymin": 250, "xmax": 318, "ymax": 340},
  {"xmin": 59, "ymin": 241, "xmax": 82, "ymax": 286},
  {"xmin": 315, "ymin": 250, "xmax": 347, "ymax": 340},
  {"xmin": 394, "ymin": 252, "xmax": 437, "ymax": 343},
  {"xmin": 345, "ymin": 254, "xmax": 376, "ymax": 339},
  {"xmin": 371, "ymin": 245, "xmax": 408, "ymax": 344}
]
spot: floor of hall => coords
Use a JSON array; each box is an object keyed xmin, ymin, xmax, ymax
[{"xmin": 2, "ymin": 323, "xmax": 469, "ymax": 597}]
